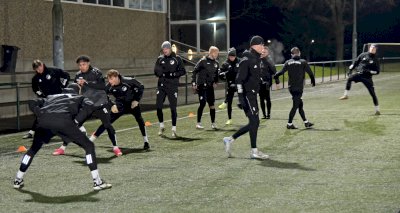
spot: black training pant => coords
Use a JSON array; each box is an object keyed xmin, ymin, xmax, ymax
[
  {"xmin": 224, "ymin": 86, "xmax": 236, "ymax": 119},
  {"xmin": 19, "ymin": 113, "xmax": 98, "ymax": 173},
  {"xmin": 259, "ymin": 83, "xmax": 271, "ymax": 117},
  {"xmin": 288, "ymin": 90, "xmax": 307, "ymax": 123},
  {"xmin": 197, "ymin": 85, "xmax": 215, "ymax": 123},
  {"xmin": 156, "ymin": 85, "xmax": 178, "ymax": 126},
  {"xmin": 346, "ymin": 74, "xmax": 379, "ymax": 106},
  {"xmin": 232, "ymin": 93, "xmax": 259, "ymax": 149}
]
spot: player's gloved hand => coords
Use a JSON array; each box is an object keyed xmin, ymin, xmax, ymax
[
  {"xmin": 349, "ymin": 64, "xmax": 354, "ymax": 70},
  {"xmin": 131, "ymin": 101, "xmax": 139, "ymax": 109},
  {"xmin": 111, "ymin": 105, "xmax": 119, "ymax": 113},
  {"xmin": 237, "ymin": 93, "xmax": 248, "ymax": 111},
  {"xmin": 192, "ymin": 82, "xmax": 197, "ymax": 93}
]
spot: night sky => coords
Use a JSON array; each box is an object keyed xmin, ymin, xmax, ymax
[{"xmin": 230, "ymin": 1, "xmax": 400, "ymax": 59}]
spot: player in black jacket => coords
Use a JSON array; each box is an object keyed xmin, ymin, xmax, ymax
[
  {"xmin": 53, "ymin": 55, "xmax": 121, "ymax": 156},
  {"xmin": 192, "ymin": 46, "xmax": 220, "ymax": 129},
  {"xmin": 339, "ymin": 44, "xmax": 380, "ymax": 115},
  {"xmin": 23, "ymin": 60, "xmax": 70, "ymax": 139},
  {"xmin": 154, "ymin": 41, "xmax": 186, "ymax": 137},
  {"xmin": 92, "ymin": 69, "xmax": 150, "ymax": 150},
  {"xmin": 274, "ymin": 47, "xmax": 316, "ymax": 129},
  {"xmin": 223, "ymin": 36, "xmax": 269, "ymax": 160},
  {"xmin": 259, "ymin": 46, "xmax": 280, "ymax": 119},
  {"xmin": 218, "ymin": 47, "xmax": 240, "ymax": 125},
  {"xmin": 13, "ymin": 88, "xmax": 112, "ymax": 191}
]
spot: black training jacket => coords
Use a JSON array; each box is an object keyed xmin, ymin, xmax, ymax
[
  {"xmin": 154, "ymin": 52, "xmax": 186, "ymax": 87},
  {"xmin": 236, "ymin": 49, "xmax": 262, "ymax": 94},
  {"xmin": 350, "ymin": 52, "xmax": 380, "ymax": 78},
  {"xmin": 31, "ymin": 66, "xmax": 70, "ymax": 97},
  {"xmin": 74, "ymin": 66, "xmax": 108, "ymax": 107},
  {"xmin": 106, "ymin": 75, "xmax": 144, "ymax": 111},
  {"xmin": 219, "ymin": 58, "xmax": 240, "ymax": 86},
  {"xmin": 275, "ymin": 56, "xmax": 315, "ymax": 91},
  {"xmin": 192, "ymin": 56, "xmax": 219, "ymax": 86}
]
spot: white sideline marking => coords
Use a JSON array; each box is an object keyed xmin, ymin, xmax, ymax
[{"xmin": 2, "ymin": 74, "xmax": 400, "ymax": 155}]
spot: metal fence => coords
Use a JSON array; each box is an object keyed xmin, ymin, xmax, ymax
[{"xmin": 0, "ymin": 57, "xmax": 398, "ymax": 132}]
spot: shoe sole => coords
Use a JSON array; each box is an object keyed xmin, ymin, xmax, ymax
[
  {"xmin": 13, "ymin": 184, "xmax": 24, "ymax": 189},
  {"xmin": 93, "ymin": 184, "xmax": 112, "ymax": 191}
]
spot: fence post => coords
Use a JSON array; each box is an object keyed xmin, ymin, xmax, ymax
[
  {"xmin": 185, "ymin": 73, "xmax": 188, "ymax": 105},
  {"xmin": 322, "ymin": 64, "xmax": 325, "ymax": 83},
  {"xmin": 330, "ymin": 62, "xmax": 333, "ymax": 81},
  {"xmin": 16, "ymin": 83, "xmax": 21, "ymax": 131}
]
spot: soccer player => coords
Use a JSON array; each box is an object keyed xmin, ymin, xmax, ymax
[
  {"xmin": 52, "ymin": 55, "xmax": 121, "ymax": 156},
  {"xmin": 13, "ymin": 86, "xmax": 112, "ymax": 191},
  {"xmin": 154, "ymin": 41, "xmax": 186, "ymax": 137},
  {"xmin": 223, "ymin": 36, "xmax": 269, "ymax": 160},
  {"xmin": 91, "ymin": 69, "xmax": 150, "ymax": 150},
  {"xmin": 218, "ymin": 47, "xmax": 240, "ymax": 125},
  {"xmin": 191, "ymin": 46, "xmax": 220, "ymax": 129},
  {"xmin": 274, "ymin": 47, "xmax": 316, "ymax": 129},
  {"xmin": 339, "ymin": 44, "xmax": 381, "ymax": 115},
  {"xmin": 23, "ymin": 59, "xmax": 70, "ymax": 139},
  {"xmin": 259, "ymin": 46, "xmax": 279, "ymax": 119}
]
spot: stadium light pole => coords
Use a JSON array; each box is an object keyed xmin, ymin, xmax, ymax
[
  {"xmin": 352, "ymin": 0, "xmax": 357, "ymax": 62},
  {"xmin": 53, "ymin": 0, "xmax": 64, "ymax": 69}
]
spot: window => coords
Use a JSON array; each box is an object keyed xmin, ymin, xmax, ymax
[
  {"xmin": 83, "ymin": 0, "xmax": 96, "ymax": 4},
  {"xmin": 170, "ymin": 0, "xmax": 196, "ymax": 21},
  {"xmin": 99, "ymin": 0, "xmax": 111, "ymax": 5},
  {"xmin": 200, "ymin": 23, "xmax": 227, "ymax": 51},
  {"xmin": 129, "ymin": 0, "xmax": 140, "ymax": 9},
  {"xmin": 141, "ymin": 0, "xmax": 152, "ymax": 10},
  {"xmin": 153, "ymin": 0, "xmax": 162, "ymax": 11}
]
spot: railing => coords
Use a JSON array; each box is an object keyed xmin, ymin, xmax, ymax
[{"xmin": 0, "ymin": 57, "xmax": 398, "ymax": 132}]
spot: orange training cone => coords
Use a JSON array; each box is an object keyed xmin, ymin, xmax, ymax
[
  {"xmin": 145, "ymin": 121, "xmax": 152, "ymax": 127},
  {"xmin": 17, "ymin": 146, "xmax": 27, "ymax": 153},
  {"xmin": 188, "ymin": 112, "xmax": 195, "ymax": 118}
]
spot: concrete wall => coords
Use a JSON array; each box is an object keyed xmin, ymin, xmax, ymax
[
  {"xmin": 0, "ymin": 0, "xmax": 166, "ymax": 72},
  {"xmin": 0, "ymin": 0, "xmax": 167, "ymax": 120}
]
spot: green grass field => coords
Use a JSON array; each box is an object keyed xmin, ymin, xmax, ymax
[{"xmin": 1, "ymin": 72, "xmax": 399, "ymax": 212}]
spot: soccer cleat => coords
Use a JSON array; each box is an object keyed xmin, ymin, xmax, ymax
[
  {"xmin": 339, "ymin": 95, "xmax": 349, "ymax": 100},
  {"xmin": 172, "ymin": 130, "xmax": 177, "ymax": 138},
  {"xmin": 225, "ymin": 119, "xmax": 232, "ymax": 125},
  {"xmin": 22, "ymin": 133, "xmax": 33, "ymax": 139},
  {"xmin": 113, "ymin": 147, "xmax": 122, "ymax": 157},
  {"xmin": 266, "ymin": 114, "xmax": 271, "ymax": 119},
  {"xmin": 211, "ymin": 123, "xmax": 217, "ymax": 130},
  {"xmin": 223, "ymin": 137, "xmax": 233, "ymax": 157},
  {"xmin": 158, "ymin": 127, "xmax": 165, "ymax": 136},
  {"xmin": 286, "ymin": 124, "xmax": 298, "ymax": 129},
  {"xmin": 13, "ymin": 178, "xmax": 24, "ymax": 189},
  {"xmin": 52, "ymin": 148, "xmax": 65, "ymax": 156},
  {"xmin": 250, "ymin": 150, "xmax": 269, "ymax": 160},
  {"xmin": 218, "ymin": 102, "xmax": 227, "ymax": 109},
  {"xmin": 305, "ymin": 122, "xmax": 314, "ymax": 129},
  {"xmin": 375, "ymin": 111, "xmax": 381, "ymax": 115},
  {"xmin": 262, "ymin": 115, "xmax": 267, "ymax": 119},
  {"xmin": 196, "ymin": 123, "xmax": 204, "ymax": 129},
  {"xmin": 143, "ymin": 142, "xmax": 150, "ymax": 150},
  {"xmin": 93, "ymin": 180, "xmax": 112, "ymax": 191}
]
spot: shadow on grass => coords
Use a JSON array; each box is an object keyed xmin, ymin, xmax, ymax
[
  {"xmin": 17, "ymin": 189, "xmax": 100, "ymax": 203},
  {"xmin": 344, "ymin": 117, "xmax": 385, "ymax": 136},
  {"xmin": 259, "ymin": 159, "xmax": 316, "ymax": 171},
  {"xmin": 160, "ymin": 135, "xmax": 202, "ymax": 142}
]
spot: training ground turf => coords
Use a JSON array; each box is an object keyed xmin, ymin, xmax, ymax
[{"xmin": 0, "ymin": 72, "xmax": 399, "ymax": 213}]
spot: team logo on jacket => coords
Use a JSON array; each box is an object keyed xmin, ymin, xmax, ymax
[
  {"xmin": 170, "ymin": 60, "xmax": 175, "ymax": 65},
  {"xmin": 161, "ymin": 61, "xmax": 165, "ymax": 64},
  {"xmin": 362, "ymin": 57, "xmax": 367, "ymax": 61},
  {"xmin": 122, "ymin": 86, "xmax": 127, "ymax": 91},
  {"xmin": 214, "ymin": 64, "xmax": 218, "ymax": 68},
  {"xmin": 38, "ymin": 79, "xmax": 42, "ymax": 83},
  {"xmin": 254, "ymin": 65, "xmax": 258, "ymax": 68},
  {"xmin": 369, "ymin": 60, "xmax": 373, "ymax": 64},
  {"xmin": 228, "ymin": 65, "xmax": 231, "ymax": 68},
  {"xmin": 46, "ymin": 74, "xmax": 51, "ymax": 80}
]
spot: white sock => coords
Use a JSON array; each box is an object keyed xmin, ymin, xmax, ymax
[
  {"xmin": 304, "ymin": 120, "xmax": 309, "ymax": 123},
  {"xmin": 160, "ymin": 122, "xmax": 164, "ymax": 128},
  {"xmin": 251, "ymin": 148, "xmax": 258, "ymax": 153},
  {"xmin": 172, "ymin": 126, "xmax": 176, "ymax": 131},
  {"xmin": 113, "ymin": 146, "xmax": 119, "ymax": 150},
  {"xmin": 59, "ymin": 145, "xmax": 66, "ymax": 151},
  {"xmin": 143, "ymin": 136, "xmax": 148, "ymax": 142},
  {"xmin": 344, "ymin": 90, "xmax": 349, "ymax": 96},
  {"xmin": 28, "ymin": 130, "xmax": 35, "ymax": 135},
  {"xmin": 375, "ymin": 105, "xmax": 380, "ymax": 111},
  {"xmin": 91, "ymin": 170, "xmax": 101, "ymax": 184},
  {"xmin": 79, "ymin": 126, "xmax": 87, "ymax": 133},
  {"xmin": 287, "ymin": 123, "xmax": 293, "ymax": 126},
  {"xmin": 16, "ymin": 170, "xmax": 25, "ymax": 179},
  {"xmin": 89, "ymin": 135, "xmax": 97, "ymax": 142}
]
